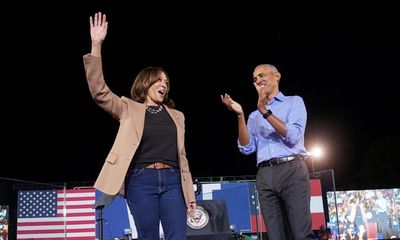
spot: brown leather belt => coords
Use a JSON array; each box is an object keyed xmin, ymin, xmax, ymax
[{"xmin": 145, "ymin": 162, "xmax": 173, "ymax": 169}]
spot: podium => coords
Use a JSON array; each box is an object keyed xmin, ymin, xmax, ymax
[{"xmin": 187, "ymin": 200, "xmax": 231, "ymax": 240}]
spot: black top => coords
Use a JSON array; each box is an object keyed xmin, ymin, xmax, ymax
[{"xmin": 130, "ymin": 106, "xmax": 179, "ymax": 169}]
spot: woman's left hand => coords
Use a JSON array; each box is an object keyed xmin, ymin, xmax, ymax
[{"xmin": 187, "ymin": 202, "xmax": 196, "ymax": 218}]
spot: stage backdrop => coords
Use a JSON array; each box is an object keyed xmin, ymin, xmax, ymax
[
  {"xmin": 14, "ymin": 180, "xmax": 325, "ymax": 239},
  {"xmin": 195, "ymin": 179, "xmax": 325, "ymax": 233},
  {"xmin": 97, "ymin": 179, "xmax": 325, "ymax": 239}
]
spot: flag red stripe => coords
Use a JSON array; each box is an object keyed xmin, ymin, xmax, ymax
[
  {"xmin": 17, "ymin": 221, "xmax": 65, "ymax": 226},
  {"xmin": 66, "ymin": 212, "xmax": 95, "ymax": 217},
  {"xmin": 57, "ymin": 196, "xmax": 95, "ymax": 201},
  {"xmin": 250, "ymin": 215, "xmax": 266, "ymax": 232},
  {"xmin": 55, "ymin": 212, "xmax": 95, "ymax": 217},
  {"xmin": 311, "ymin": 212, "xmax": 325, "ymax": 229},
  {"xmin": 310, "ymin": 179, "xmax": 322, "ymax": 196}
]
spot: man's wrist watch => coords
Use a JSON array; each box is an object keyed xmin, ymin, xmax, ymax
[{"xmin": 263, "ymin": 109, "xmax": 272, "ymax": 119}]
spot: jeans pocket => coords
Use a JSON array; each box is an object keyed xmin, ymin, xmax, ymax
[
  {"xmin": 130, "ymin": 168, "xmax": 144, "ymax": 176},
  {"xmin": 168, "ymin": 168, "xmax": 182, "ymax": 176}
]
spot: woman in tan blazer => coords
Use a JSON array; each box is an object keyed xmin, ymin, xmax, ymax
[{"xmin": 83, "ymin": 12, "xmax": 196, "ymax": 240}]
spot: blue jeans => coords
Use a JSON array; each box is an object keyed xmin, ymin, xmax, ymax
[{"xmin": 125, "ymin": 168, "xmax": 187, "ymax": 240}]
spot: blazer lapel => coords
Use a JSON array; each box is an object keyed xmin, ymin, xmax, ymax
[
  {"xmin": 165, "ymin": 107, "xmax": 183, "ymax": 151},
  {"xmin": 132, "ymin": 102, "xmax": 146, "ymax": 140}
]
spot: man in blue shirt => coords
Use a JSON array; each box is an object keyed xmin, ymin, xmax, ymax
[{"xmin": 221, "ymin": 64, "xmax": 314, "ymax": 240}]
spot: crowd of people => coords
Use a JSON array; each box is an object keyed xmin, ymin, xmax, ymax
[
  {"xmin": 0, "ymin": 206, "xmax": 8, "ymax": 240},
  {"xmin": 327, "ymin": 189, "xmax": 399, "ymax": 239}
]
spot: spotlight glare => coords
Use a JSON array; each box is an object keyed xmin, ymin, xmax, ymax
[{"xmin": 311, "ymin": 147, "xmax": 324, "ymax": 158}]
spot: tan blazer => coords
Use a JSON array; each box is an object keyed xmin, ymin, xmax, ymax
[{"xmin": 83, "ymin": 54, "xmax": 196, "ymax": 205}]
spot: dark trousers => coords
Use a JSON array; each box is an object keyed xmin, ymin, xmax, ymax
[{"xmin": 256, "ymin": 159, "xmax": 314, "ymax": 240}]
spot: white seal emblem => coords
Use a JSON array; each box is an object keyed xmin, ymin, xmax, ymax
[{"xmin": 187, "ymin": 205, "xmax": 209, "ymax": 229}]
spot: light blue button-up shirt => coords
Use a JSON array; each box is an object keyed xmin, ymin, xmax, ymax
[{"xmin": 238, "ymin": 92, "xmax": 308, "ymax": 166}]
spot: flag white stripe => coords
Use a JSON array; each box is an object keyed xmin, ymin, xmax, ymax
[
  {"xmin": 58, "ymin": 200, "xmax": 95, "ymax": 206},
  {"xmin": 57, "ymin": 208, "xmax": 95, "ymax": 214},
  {"xmin": 17, "ymin": 216, "xmax": 95, "ymax": 222},
  {"xmin": 17, "ymin": 224, "xmax": 95, "ymax": 230},
  {"xmin": 310, "ymin": 196, "xmax": 324, "ymax": 213}
]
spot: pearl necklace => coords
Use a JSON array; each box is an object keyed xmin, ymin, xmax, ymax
[{"xmin": 146, "ymin": 105, "xmax": 163, "ymax": 114}]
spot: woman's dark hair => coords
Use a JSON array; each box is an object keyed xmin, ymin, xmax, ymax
[{"xmin": 130, "ymin": 66, "xmax": 175, "ymax": 108}]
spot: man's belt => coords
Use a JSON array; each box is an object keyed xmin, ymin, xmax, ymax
[{"xmin": 258, "ymin": 154, "xmax": 306, "ymax": 168}]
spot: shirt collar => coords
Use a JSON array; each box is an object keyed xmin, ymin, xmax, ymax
[{"xmin": 268, "ymin": 91, "xmax": 285, "ymax": 105}]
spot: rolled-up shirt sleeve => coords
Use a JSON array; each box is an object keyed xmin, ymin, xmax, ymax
[
  {"xmin": 238, "ymin": 113, "xmax": 257, "ymax": 155},
  {"xmin": 281, "ymin": 96, "xmax": 307, "ymax": 147}
]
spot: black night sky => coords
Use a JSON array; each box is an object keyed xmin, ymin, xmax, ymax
[{"xmin": 2, "ymin": 2, "xmax": 400, "ymax": 191}]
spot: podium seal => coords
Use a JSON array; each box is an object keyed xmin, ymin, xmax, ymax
[{"xmin": 187, "ymin": 205, "xmax": 209, "ymax": 229}]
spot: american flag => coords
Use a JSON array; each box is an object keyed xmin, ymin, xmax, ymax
[
  {"xmin": 17, "ymin": 188, "xmax": 96, "ymax": 240},
  {"xmin": 309, "ymin": 179, "xmax": 326, "ymax": 230}
]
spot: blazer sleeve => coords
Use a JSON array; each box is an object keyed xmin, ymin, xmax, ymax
[{"xmin": 83, "ymin": 53, "xmax": 127, "ymax": 120}]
